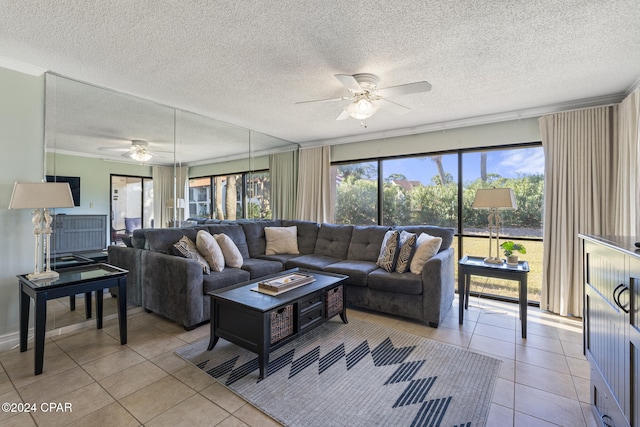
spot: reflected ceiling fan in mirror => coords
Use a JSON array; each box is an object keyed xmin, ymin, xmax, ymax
[
  {"xmin": 98, "ymin": 140, "xmax": 169, "ymax": 162},
  {"xmin": 296, "ymin": 73, "xmax": 432, "ymax": 127}
]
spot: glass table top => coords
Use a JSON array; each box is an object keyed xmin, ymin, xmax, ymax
[{"xmin": 19, "ymin": 263, "xmax": 127, "ymax": 289}]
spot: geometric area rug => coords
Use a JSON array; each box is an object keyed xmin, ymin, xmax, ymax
[{"xmin": 176, "ymin": 318, "xmax": 501, "ymax": 427}]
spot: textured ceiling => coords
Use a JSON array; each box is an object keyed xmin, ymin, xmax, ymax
[{"xmin": 1, "ymin": 0, "xmax": 640, "ymax": 152}]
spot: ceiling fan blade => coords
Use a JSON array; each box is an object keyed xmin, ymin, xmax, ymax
[
  {"xmin": 378, "ymin": 98, "xmax": 411, "ymax": 115},
  {"xmin": 377, "ymin": 81, "xmax": 432, "ymax": 98},
  {"xmin": 98, "ymin": 146, "xmax": 130, "ymax": 152},
  {"xmin": 334, "ymin": 74, "xmax": 363, "ymax": 92},
  {"xmin": 336, "ymin": 109, "xmax": 351, "ymax": 121},
  {"xmin": 295, "ymin": 97, "xmax": 347, "ymax": 105}
]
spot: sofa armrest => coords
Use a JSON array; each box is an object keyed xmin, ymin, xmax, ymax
[
  {"xmin": 108, "ymin": 246, "xmax": 143, "ymax": 306},
  {"xmin": 141, "ymin": 250, "xmax": 204, "ymax": 328},
  {"xmin": 420, "ymin": 247, "xmax": 455, "ymax": 326}
]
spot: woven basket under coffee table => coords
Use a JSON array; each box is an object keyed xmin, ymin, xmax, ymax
[{"xmin": 207, "ymin": 268, "xmax": 348, "ymax": 379}]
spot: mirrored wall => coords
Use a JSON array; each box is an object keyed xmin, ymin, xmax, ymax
[{"xmin": 43, "ymin": 73, "xmax": 297, "ymax": 329}]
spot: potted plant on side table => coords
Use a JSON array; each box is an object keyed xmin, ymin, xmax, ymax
[{"xmin": 500, "ymin": 241, "xmax": 526, "ymax": 266}]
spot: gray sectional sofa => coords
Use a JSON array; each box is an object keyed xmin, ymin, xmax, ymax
[{"xmin": 108, "ymin": 220, "xmax": 455, "ymax": 330}]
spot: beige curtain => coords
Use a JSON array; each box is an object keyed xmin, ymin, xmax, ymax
[
  {"xmin": 270, "ymin": 150, "xmax": 298, "ymax": 220},
  {"xmin": 153, "ymin": 165, "xmax": 189, "ymax": 228},
  {"xmin": 614, "ymin": 88, "xmax": 640, "ymax": 235},
  {"xmin": 295, "ymin": 146, "xmax": 331, "ymax": 222},
  {"xmin": 539, "ymin": 106, "xmax": 617, "ymax": 316}
]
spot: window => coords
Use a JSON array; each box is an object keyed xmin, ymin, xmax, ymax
[
  {"xmin": 330, "ymin": 143, "xmax": 544, "ymax": 303},
  {"xmin": 461, "ymin": 146, "xmax": 544, "ymax": 302},
  {"xmin": 188, "ymin": 177, "xmax": 212, "ymax": 219},
  {"xmin": 188, "ymin": 170, "xmax": 271, "ymax": 220},
  {"xmin": 382, "ymin": 155, "xmax": 458, "ymax": 227},
  {"xmin": 246, "ymin": 171, "xmax": 271, "ymax": 219},
  {"xmin": 332, "ymin": 161, "xmax": 378, "ymax": 225}
]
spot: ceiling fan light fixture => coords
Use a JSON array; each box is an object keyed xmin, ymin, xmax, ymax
[
  {"xmin": 345, "ymin": 97, "xmax": 379, "ymax": 120},
  {"xmin": 130, "ymin": 149, "xmax": 152, "ymax": 162}
]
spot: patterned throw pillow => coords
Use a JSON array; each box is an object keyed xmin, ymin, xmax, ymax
[
  {"xmin": 376, "ymin": 230, "xmax": 400, "ymax": 272},
  {"xmin": 196, "ymin": 230, "xmax": 225, "ymax": 272},
  {"xmin": 173, "ymin": 235, "xmax": 210, "ymax": 275},
  {"xmin": 409, "ymin": 233, "xmax": 443, "ymax": 275},
  {"xmin": 395, "ymin": 231, "xmax": 417, "ymax": 273},
  {"xmin": 215, "ymin": 233, "xmax": 244, "ymax": 268}
]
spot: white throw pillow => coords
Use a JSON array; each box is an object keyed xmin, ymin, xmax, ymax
[
  {"xmin": 215, "ymin": 233, "xmax": 243, "ymax": 268},
  {"xmin": 409, "ymin": 233, "xmax": 443, "ymax": 274},
  {"xmin": 265, "ymin": 226, "xmax": 300, "ymax": 255},
  {"xmin": 196, "ymin": 230, "xmax": 225, "ymax": 272}
]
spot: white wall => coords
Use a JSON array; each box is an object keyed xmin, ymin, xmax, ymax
[
  {"xmin": 0, "ymin": 67, "xmax": 45, "ymax": 343},
  {"xmin": 331, "ymin": 118, "xmax": 541, "ymax": 162}
]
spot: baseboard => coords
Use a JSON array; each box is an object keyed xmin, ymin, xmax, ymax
[{"xmin": 0, "ymin": 306, "xmax": 144, "ymax": 353}]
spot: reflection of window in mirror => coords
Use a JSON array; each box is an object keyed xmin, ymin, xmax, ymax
[{"xmin": 110, "ymin": 175, "xmax": 152, "ymax": 245}]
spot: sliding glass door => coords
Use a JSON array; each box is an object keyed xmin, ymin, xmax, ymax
[{"xmin": 110, "ymin": 175, "xmax": 153, "ymax": 244}]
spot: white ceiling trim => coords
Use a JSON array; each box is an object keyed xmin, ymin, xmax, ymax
[
  {"xmin": 303, "ymin": 93, "xmax": 627, "ymax": 149},
  {"xmin": 0, "ymin": 56, "xmax": 47, "ymax": 76}
]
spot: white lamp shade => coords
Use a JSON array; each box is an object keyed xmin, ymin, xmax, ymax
[
  {"xmin": 8, "ymin": 182, "xmax": 75, "ymax": 209},
  {"xmin": 472, "ymin": 188, "xmax": 517, "ymax": 209}
]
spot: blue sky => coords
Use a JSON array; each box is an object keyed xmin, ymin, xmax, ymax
[{"xmin": 382, "ymin": 147, "xmax": 544, "ymax": 184}]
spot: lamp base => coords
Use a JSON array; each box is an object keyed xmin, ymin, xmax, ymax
[
  {"xmin": 27, "ymin": 270, "xmax": 60, "ymax": 281},
  {"xmin": 483, "ymin": 257, "xmax": 504, "ymax": 265}
]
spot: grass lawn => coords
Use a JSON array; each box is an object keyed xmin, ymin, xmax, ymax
[{"xmin": 451, "ymin": 237, "xmax": 542, "ymax": 302}]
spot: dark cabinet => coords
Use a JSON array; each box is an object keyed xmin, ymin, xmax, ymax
[{"xmin": 582, "ymin": 235, "xmax": 638, "ymax": 427}]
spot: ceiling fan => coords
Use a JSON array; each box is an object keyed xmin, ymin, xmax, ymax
[
  {"xmin": 296, "ymin": 73, "xmax": 432, "ymax": 127},
  {"xmin": 98, "ymin": 140, "xmax": 167, "ymax": 162}
]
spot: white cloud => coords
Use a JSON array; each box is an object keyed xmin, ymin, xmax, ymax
[{"xmin": 499, "ymin": 148, "xmax": 544, "ymax": 175}]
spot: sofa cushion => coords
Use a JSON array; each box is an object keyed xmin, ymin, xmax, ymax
[
  {"xmin": 240, "ymin": 220, "xmax": 282, "ymax": 257},
  {"xmin": 146, "ymin": 228, "xmax": 197, "ymax": 254},
  {"xmin": 265, "ymin": 226, "xmax": 300, "ymax": 255},
  {"xmin": 215, "ymin": 233, "xmax": 244, "ymax": 268},
  {"xmin": 172, "ymin": 235, "xmax": 210, "ymax": 274},
  {"xmin": 285, "ymin": 254, "xmax": 341, "ymax": 271},
  {"xmin": 376, "ymin": 230, "xmax": 400, "ymax": 272},
  {"xmin": 410, "ymin": 233, "xmax": 443, "ymax": 274},
  {"xmin": 368, "ymin": 269, "xmax": 423, "ymax": 295},
  {"xmin": 240, "ymin": 258, "xmax": 284, "ymax": 279},
  {"xmin": 196, "ymin": 230, "xmax": 225, "ymax": 272},
  {"xmin": 202, "ymin": 268, "xmax": 251, "ymax": 293},
  {"xmin": 395, "ymin": 231, "xmax": 417, "ymax": 273},
  {"xmin": 256, "ymin": 253, "xmax": 300, "ymax": 265},
  {"xmin": 313, "ymin": 224, "xmax": 353, "ymax": 258},
  {"xmin": 131, "ymin": 228, "xmax": 147, "ymax": 249},
  {"xmin": 323, "ymin": 260, "xmax": 378, "ymax": 286},
  {"xmin": 203, "ymin": 224, "xmax": 251, "ymax": 258},
  {"xmin": 347, "ymin": 226, "xmax": 390, "ymax": 261},
  {"xmin": 394, "ymin": 225, "xmax": 453, "ymax": 251},
  {"xmin": 283, "ymin": 220, "xmax": 320, "ymax": 254}
]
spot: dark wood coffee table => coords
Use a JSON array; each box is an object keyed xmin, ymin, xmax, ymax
[{"xmin": 208, "ymin": 268, "xmax": 348, "ymax": 379}]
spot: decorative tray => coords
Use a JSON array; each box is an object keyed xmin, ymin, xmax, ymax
[{"xmin": 251, "ymin": 272, "xmax": 315, "ymax": 296}]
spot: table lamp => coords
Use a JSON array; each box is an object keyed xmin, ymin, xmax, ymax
[
  {"xmin": 8, "ymin": 182, "xmax": 75, "ymax": 280},
  {"xmin": 472, "ymin": 188, "xmax": 517, "ymax": 264}
]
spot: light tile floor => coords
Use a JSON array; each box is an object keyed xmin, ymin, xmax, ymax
[{"xmin": 0, "ymin": 295, "xmax": 598, "ymax": 426}]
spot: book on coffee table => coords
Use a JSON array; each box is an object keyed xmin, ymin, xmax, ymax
[{"xmin": 252, "ymin": 272, "xmax": 315, "ymax": 295}]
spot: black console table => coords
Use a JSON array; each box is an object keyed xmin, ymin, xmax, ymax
[
  {"xmin": 18, "ymin": 263, "xmax": 128, "ymax": 375},
  {"xmin": 458, "ymin": 256, "xmax": 530, "ymax": 338}
]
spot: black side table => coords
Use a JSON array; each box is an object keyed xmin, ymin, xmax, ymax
[
  {"xmin": 458, "ymin": 256, "xmax": 530, "ymax": 338},
  {"xmin": 18, "ymin": 263, "xmax": 128, "ymax": 375}
]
